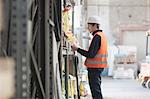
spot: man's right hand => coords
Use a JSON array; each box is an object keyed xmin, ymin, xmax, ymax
[{"xmin": 71, "ymin": 43, "xmax": 79, "ymax": 52}]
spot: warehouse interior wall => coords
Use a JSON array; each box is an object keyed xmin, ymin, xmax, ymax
[
  {"xmin": 86, "ymin": 0, "xmax": 150, "ymax": 61},
  {"xmin": 122, "ymin": 31, "xmax": 146, "ymax": 61}
]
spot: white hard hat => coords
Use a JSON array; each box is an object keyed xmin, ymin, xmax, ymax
[{"xmin": 87, "ymin": 16, "xmax": 101, "ymax": 25}]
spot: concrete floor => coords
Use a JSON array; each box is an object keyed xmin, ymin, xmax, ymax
[
  {"xmin": 102, "ymin": 77, "xmax": 150, "ymax": 99},
  {"xmin": 81, "ymin": 77, "xmax": 150, "ymax": 99}
]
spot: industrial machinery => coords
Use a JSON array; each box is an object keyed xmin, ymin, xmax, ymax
[{"xmin": 139, "ymin": 30, "xmax": 150, "ymax": 89}]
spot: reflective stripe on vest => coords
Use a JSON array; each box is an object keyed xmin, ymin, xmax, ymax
[
  {"xmin": 84, "ymin": 32, "xmax": 108, "ymax": 68},
  {"xmin": 94, "ymin": 54, "xmax": 108, "ymax": 58},
  {"xmin": 85, "ymin": 61, "xmax": 107, "ymax": 65}
]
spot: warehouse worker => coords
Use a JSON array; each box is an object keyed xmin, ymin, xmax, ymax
[{"xmin": 71, "ymin": 16, "xmax": 108, "ymax": 99}]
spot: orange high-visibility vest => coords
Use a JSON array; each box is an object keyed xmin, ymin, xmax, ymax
[{"xmin": 84, "ymin": 32, "xmax": 108, "ymax": 68}]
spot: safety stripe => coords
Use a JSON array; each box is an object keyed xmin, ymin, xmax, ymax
[
  {"xmin": 86, "ymin": 60, "xmax": 107, "ymax": 64},
  {"xmin": 94, "ymin": 54, "xmax": 108, "ymax": 58}
]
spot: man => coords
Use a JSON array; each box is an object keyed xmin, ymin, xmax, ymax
[{"xmin": 71, "ymin": 16, "xmax": 108, "ymax": 99}]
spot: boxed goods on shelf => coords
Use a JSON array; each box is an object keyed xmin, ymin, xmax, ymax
[{"xmin": 62, "ymin": 74, "xmax": 77, "ymax": 99}]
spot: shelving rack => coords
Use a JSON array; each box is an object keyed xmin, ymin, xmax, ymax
[
  {"xmin": 1, "ymin": 0, "xmax": 62, "ymax": 99},
  {"xmin": 0, "ymin": 0, "xmax": 82, "ymax": 98}
]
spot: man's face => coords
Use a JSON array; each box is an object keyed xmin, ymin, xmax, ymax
[
  {"xmin": 87, "ymin": 24, "xmax": 97, "ymax": 33},
  {"xmin": 87, "ymin": 24, "xmax": 93, "ymax": 33}
]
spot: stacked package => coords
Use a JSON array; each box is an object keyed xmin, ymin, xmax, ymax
[{"xmin": 113, "ymin": 46, "xmax": 137, "ymax": 79}]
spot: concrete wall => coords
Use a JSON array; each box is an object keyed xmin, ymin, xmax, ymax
[
  {"xmin": 87, "ymin": 0, "xmax": 150, "ymax": 44},
  {"xmin": 109, "ymin": 0, "xmax": 150, "ymax": 43}
]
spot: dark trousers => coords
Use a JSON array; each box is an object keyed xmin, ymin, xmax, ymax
[{"xmin": 88, "ymin": 68, "xmax": 104, "ymax": 99}]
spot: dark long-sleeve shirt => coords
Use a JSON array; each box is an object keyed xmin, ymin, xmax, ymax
[{"xmin": 77, "ymin": 30, "xmax": 102, "ymax": 58}]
